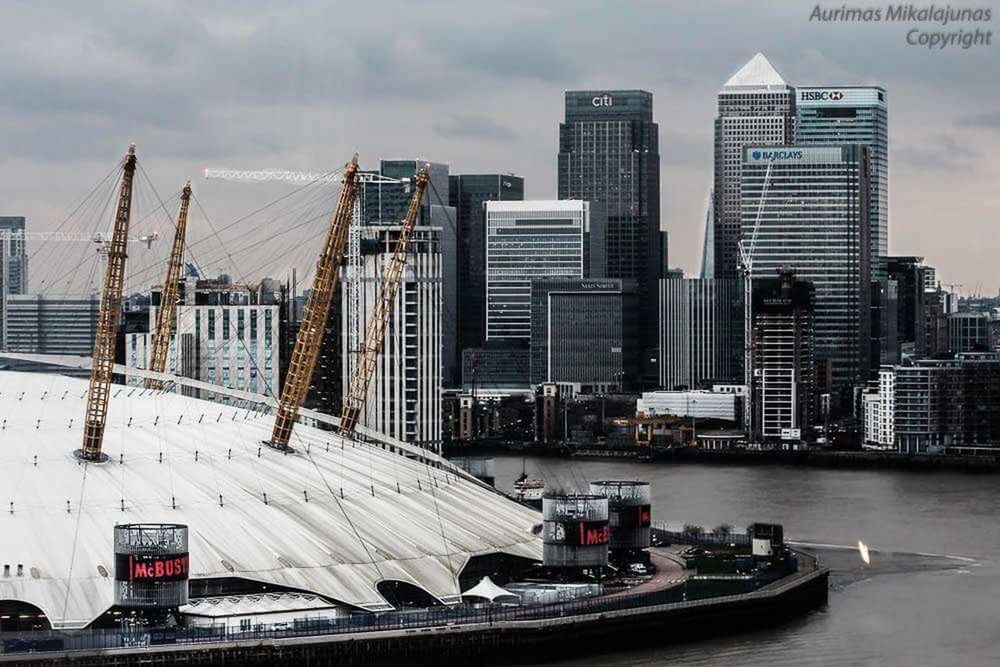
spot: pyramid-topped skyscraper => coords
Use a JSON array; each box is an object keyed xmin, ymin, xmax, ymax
[
  {"xmin": 702, "ymin": 53, "xmax": 796, "ymax": 383},
  {"xmin": 713, "ymin": 53, "xmax": 795, "ymax": 282},
  {"xmin": 722, "ymin": 51, "xmax": 789, "ymax": 89}
]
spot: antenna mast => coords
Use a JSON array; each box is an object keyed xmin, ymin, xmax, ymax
[
  {"xmin": 146, "ymin": 181, "xmax": 192, "ymax": 390},
  {"xmin": 268, "ymin": 155, "xmax": 361, "ymax": 450},
  {"xmin": 79, "ymin": 145, "xmax": 138, "ymax": 462}
]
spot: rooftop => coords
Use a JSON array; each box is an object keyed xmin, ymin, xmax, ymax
[{"xmin": 723, "ymin": 52, "xmax": 789, "ymax": 90}]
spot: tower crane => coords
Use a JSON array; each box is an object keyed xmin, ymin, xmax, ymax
[
  {"xmin": 737, "ymin": 160, "xmax": 774, "ymax": 440},
  {"xmin": 267, "ymin": 156, "xmax": 362, "ymax": 451},
  {"xmin": 0, "ymin": 230, "xmax": 157, "ymax": 351},
  {"xmin": 339, "ymin": 165, "xmax": 430, "ymax": 435},
  {"xmin": 79, "ymin": 145, "xmax": 138, "ymax": 462},
  {"xmin": 145, "ymin": 181, "xmax": 191, "ymax": 390}
]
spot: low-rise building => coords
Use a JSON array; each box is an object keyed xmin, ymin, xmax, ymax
[
  {"xmin": 637, "ymin": 389, "xmax": 739, "ymax": 423},
  {"xmin": 864, "ymin": 353, "xmax": 1000, "ymax": 454}
]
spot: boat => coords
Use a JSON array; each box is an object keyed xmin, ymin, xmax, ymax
[{"xmin": 509, "ymin": 460, "xmax": 545, "ymax": 508}]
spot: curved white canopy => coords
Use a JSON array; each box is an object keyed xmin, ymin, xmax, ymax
[{"xmin": 0, "ymin": 371, "xmax": 541, "ymax": 628}]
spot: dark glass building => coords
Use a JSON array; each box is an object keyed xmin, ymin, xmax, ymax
[
  {"xmin": 461, "ymin": 342, "xmax": 530, "ymax": 392},
  {"xmin": 529, "ymin": 278, "xmax": 639, "ymax": 392},
  {"xmin": 796, "ymin": 87, "xmax": 888, "ymax": 281},
  {"xmin": 894, "ymin": 353, "xmax": 1000, "ymax": 454},
  {"xmin": 741, "ymin": 145, "xmax": 870, "ymax": 408},
  {"xmin": 449, "ymin": 174, "xmax": 524, "ymax": 353},
  {"xmin": 559, "ymin": 90, "xmax": 660, "ymax": 382},
  {"xmin": 358, "ymin": 160, "xmax": 459, "ymax": 386},
  {"xmin": 751, "ymin": 270, "xmax": 816, "ymax": 442}
]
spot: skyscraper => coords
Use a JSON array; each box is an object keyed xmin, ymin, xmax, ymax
[
  {"xmin": 559, "ymin": 90, "xmax": 660, "ymax": 380},
  {"xmin": 0, "ymin": 217, "xmax": 28, "ymax": 296},
  {"xmin": 741, "ymin": 145, "xmax": 871, "ymax": 406},
  {"xmin": 359, "ymin": 160, "xmax": 459, "ymax": 387},
  {"xmin": 485, "ymin": 200, "xmax": 604, "ymax": 342},
  {"xmin": 796, "ymin": 87, "xmax": 888, "ymax": 280},
  {"xmin": 751, "ymin": 270, "xmax": 816, "ymax": 442},
  {"xmin": 713, "ymin": 54, "xmax": 795, "ymax": 281},
  {"xmin": 449, "ymin": 174, "xmax": 525, "ymax": 352},
  {"xmin": 659, "ymin": 275, "xmax": 739, "ymax": 390},
  {"xmin": 529, "ymin": 278, "xmax": 639, "ymax": 391},
  {"xmin": 341, "ymin": 223, "xmax": 442, "ymax": 450}
]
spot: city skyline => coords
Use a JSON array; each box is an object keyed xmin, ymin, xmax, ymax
[{"xmin": 0, "ymin": 2, "xmax": 997, "ymax": 293}]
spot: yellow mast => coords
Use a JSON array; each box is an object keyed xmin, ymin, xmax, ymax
[
  {"xmin": 145, "ymin": 181, "xmax": 191, "ymax": 390},
  {"xmin": 339, "ymin": 165, "xmax": 430, "ymax": 434},
  {"xmin": 268, "ymin": 155, "xmax": 361, "ymax": 450},
  {"xmin": 79, "ymin": 145, "xmax": 138, "ymax": 462}
]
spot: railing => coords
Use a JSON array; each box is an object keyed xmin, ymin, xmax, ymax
[{"xmin": 0, "ymin": 553, "xmax": 823, "ymax": 656}]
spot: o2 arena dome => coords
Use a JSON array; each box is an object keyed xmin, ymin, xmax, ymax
[{"xmin": 0, "ymin": 370, "xmax": 542, "ymax": 629}]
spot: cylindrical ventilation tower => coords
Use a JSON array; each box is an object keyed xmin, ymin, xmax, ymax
[
  {"xmin": 542, "ymin": 494, "xmax": 609, "ymax": 568},
  {"xmin": 589, "ymin": 481, "xmax": 651, "ymax": 558},
  {"xmin": 114, "ymin": 523, "xmax": 189, "ymax": 609}
]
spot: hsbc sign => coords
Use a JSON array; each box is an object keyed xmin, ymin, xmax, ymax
[{"xmin": 801, "ymin": 90, "xmax": 844, "ymax": 102}]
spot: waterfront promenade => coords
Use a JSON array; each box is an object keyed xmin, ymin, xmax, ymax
[{"xmin": 0, "ymin": 549, "xmax": 826, "ymax": 665}]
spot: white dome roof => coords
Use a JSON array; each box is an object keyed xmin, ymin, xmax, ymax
[{"xmin": 0, "ymin": 371, "xmax": 541, "ymax": 628}]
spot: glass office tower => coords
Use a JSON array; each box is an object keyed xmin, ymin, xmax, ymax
[
  {"xmin": 742, "ymin": 145, "xmax": 871, "ymax": 408},
  {"xmin": 796, "ymin": 87, "xmax": 888, "ymax": 280},
  {"xmin": 559, "ymin": 90, "xmax": 660, "ymax": 380},
  {"xmin": 485, "ymin": 200, "xmax": 600, "ymax": 342}
]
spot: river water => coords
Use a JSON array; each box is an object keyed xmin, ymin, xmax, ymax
[{"xmin": 494, "ymin": 455, "xmax": 1000, "ymax": 666}]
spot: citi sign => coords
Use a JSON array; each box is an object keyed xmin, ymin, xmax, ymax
[
  {"xmin": 591, "ymin": 93, "xmax": 613, "ymax": 107},
  {"xmin": 751, "ymin": 149, "xmax": 803, "ymax": 161},
  {"xmin": 801, "ymin": 90, "xmax": 844, "ymax": 101}
]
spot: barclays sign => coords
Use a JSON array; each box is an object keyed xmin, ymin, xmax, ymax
[{"xmin": 750, "ymin": 149, "xmax": 804, "ymax": 161}]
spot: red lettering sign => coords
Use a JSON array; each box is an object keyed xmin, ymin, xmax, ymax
[{"xmin": 120, "ymin": 554, "xmax": 189, "ymax": 582}]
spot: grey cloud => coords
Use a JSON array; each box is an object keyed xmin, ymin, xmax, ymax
[
  {"xmin": 0, "ymin": 0, "xmax": 997, "ymax": 291},
  {"xmin": 893, "ymin": 135, "xmax": 982, "ymax": 170},
  {"xmin": 432, "ymin": 115, "xmax": 516, "ymax": 141},
  {"xmin": 958, "ymin": 110, "xmax": 1000, "ymax": 128}
]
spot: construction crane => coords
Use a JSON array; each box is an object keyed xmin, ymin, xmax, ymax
[
  {"xmin": 267, "ymin": 155, "xmax": 362, "ymax": 451},
  {"xmin": 339, "ymin": 165, "xmax": 430, "ymax": 435},
  {"xmin": 737, "ymin": 161, "xmax": 774, "ymax": 440},
  {"xmin": 79, "ymin": 145, "xmax": 138, "ymax": 462},
  {"xmin": 145, "ymin": 181, "xmax": 192, "ymax": 390},
  {"xmin": 0, "ymin": 230, "xmax": 157, "ymax": 352}
]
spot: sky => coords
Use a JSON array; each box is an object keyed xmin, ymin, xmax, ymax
[{"xmin": 1, "ymin": 0, "xmax": 998, "ymax": 294}]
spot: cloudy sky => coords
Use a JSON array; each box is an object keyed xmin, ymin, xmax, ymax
[{"xmin": 1, "ymin": 1, "xmax": 998, "ymax": 293}]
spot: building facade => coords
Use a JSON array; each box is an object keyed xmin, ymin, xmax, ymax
[
  {"xmin": 5, "ymin": 294, "xmax": 99, "ymax": 355},
  {"xmin": 529, "ymin": 278, "xmax": 638, "ymax": 392},
  {"xmin": 751, "ymin": 271, "xmax": 816, "ymax": 441},
  {"xmin": 449, "ymin": 174, "xmax": 524, "ymax": 354},
  {"xmin": 360, "ymin": 160, "xmax": 458, "ymax": 387},
  {"xmin": 485, "ymin": 200, "xmax": 602, "ymax": 342},
  {"xmin": 891, "ymin": 353, "xmax": 1000, "ymax": 454},
  {"xmin": 947, "ymin": 312, "xmax": 992, "ymax": 354},
  {"xmin": 713, "ymin": 54, "xmax": 795, "ymax": 281},
  {"xmin": 862, "ymin": 367, "xmax": 895, "ymax": 450},
  {"xmin": 0, "ymin": 217, "xmax": 28, "ymax": 295},
  {"xmin": 341, "ymin": 224, "xmax": 442, "ymax": 450},
  {"xmin": 741, "ymin": 145, "xmax": 870, "ymax": 405},
  {"xmin": 559, "ymin": 90, "xmax": 661, "ymax": 377},
  {"xmin": 659, "ymin": 276, "xmax": 739, "ymax": 390},
  {"xmin": 461, "ymin": 343, "xmax": 530, "ymax": 393},
  {"xmin": 796, "ymin": 87, "xmax": 888, "ymax": 280},
  {"xmin": 125, "ymin": 302, "xmax": 281, "ymax": 401},
  {"xmin": 637, "ymin": 389, "xmax": 739, "ymax": 422}
]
